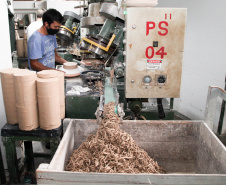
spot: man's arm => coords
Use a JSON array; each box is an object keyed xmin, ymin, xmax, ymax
[
  {"xmin": 30, "ymin": 59, "xmax": 55, "ymax": 71},
  {"xmin": 55, "ymin": 49, "xmax": 68, "ymax": 64}
]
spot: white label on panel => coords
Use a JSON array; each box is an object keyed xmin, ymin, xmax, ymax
[{"xmin": 147, "ymin": 59, "xmax": 163, "ymax": 70}]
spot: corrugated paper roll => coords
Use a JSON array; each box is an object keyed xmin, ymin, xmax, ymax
[
  {"xmin": 57, "ymin": 72, "xmax": 65, "ymax": 119},
  {"xmin": 14, "ymin": 70, "xmax": 39, "ymax": 130},
  {"xmin": 37, "ymin": 77, "xmax": 61, "ymax": 130},
  {"xmin": 16, "ymin": 38, "xmax": 24, "ymax": 57},
  {"xmin": 23, "ymin": 32, "xmax": 27, "ymax": 40},
  {"xmin": 37, "ymin": 70, "xmax": 65, "ymax": 119},
  {"xmin": 63, "ymin": 62, "xmax": 78, "ymax": 69},
  {"xmin": 0, "ymin": 68, "xmax": 22, "ymax": 124}
]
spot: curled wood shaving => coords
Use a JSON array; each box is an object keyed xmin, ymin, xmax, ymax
[
  {"xmin": 94, "ymin": 80, "xmax": 104, "ymax": 94},
  {"xmin": 66, "ymin": 102, "xmax": 165, "ymax": 174}
]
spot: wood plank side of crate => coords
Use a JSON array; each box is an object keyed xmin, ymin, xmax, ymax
[
  {"xmin": 48, "ymin": 121, "xmax": 74, "ymax": 171},
  {"xmin": 36, "ymin": 166, "xmax": 226, "ymax": 185},
  {"xmin": 197, "ymin": 121, "xmax": 226, "ymax": 174}
]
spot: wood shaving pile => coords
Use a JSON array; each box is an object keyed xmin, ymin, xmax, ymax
[{"xmin": 66, "ymin": 102, "xmax": 165, "ymax": 174}]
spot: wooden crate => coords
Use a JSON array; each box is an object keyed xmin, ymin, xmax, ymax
[{"xmin": 36, "ymin": 119, "xmax": 226, "ymax": 185}]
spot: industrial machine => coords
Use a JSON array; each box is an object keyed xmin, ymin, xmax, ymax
[
  {"xmin": 61, "ymin": 0, "xmax": 187, "ymax": 120},
  {"xmin": 56, "ymin": 11, "xmax": 81, "ymax": 62}
]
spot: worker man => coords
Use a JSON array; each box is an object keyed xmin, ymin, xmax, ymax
[
  {"xmin": 27, "ymin": 9, "xmax": 68, "ymax": 71},
  {"xmin": 27, "ymin": 8, "xmax": 46, "ymax": 40}
]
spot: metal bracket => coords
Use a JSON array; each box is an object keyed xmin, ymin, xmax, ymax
[
  {"xmin": 60, "ymin": 25, "xmax": 77, "ymax": 34},
  {"xmin": 80, "ymin": 34, "xmax": 116, "ymax": 52}
]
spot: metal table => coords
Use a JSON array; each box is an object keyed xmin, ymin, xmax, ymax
[
  {"xmin": 1, "ymin": 123, "xmax": 62, "ymax": 184},
  {"xmin": 0, "ymin": 144, "xmax": 6, "ymax": 184}
]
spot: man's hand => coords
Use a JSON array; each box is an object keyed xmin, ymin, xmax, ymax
[{"xmin": 55, "ymin": 49, "xmax": 69, "ymax": 64}]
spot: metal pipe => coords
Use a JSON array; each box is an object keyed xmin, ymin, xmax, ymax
[{"xmin": 157, "ymin": 98, "xmax": 165, "ymax": 119}]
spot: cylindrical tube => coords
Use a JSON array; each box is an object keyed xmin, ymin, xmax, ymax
[
  {"xmin": 63, "ymin": 62, "xmax": 77, "ymax": 70},
  {"xmin": 37, "ymin": 70, "xmax": 65, "ymax": 119},
  {"xmin": 88, "ymin": 3, "xmax": 101, "ymax": 17},
  {"xmin": 37, "ymin": 77, "xmax": 61, "ymax": 130},
  {"xmin": 16, "ymin": 38, "xmax": 24, "ymax": 57},
  {"xmin": 14, "ymin": 70, "xmax": 39, "ymax": 130},
  {"xmin": 0, "ymin": 68, "xmax": 22, "ymax": 124},
  {"xmin": 57, "ymin": 72, "xmax": 65, "ymax": 119}
]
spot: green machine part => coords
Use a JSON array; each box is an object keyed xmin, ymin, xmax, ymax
[
  {"xmin": 65, "ymin": 72, "xmax": 119, "ymax": 118},
  {"xmin": 63, "ymin": 11, "xmax": 81, "ymax": 30},
  {"xmin": 98, "ymin": 19, "xmax": 124, "ymax": 46},
  {"xmin": 57, "ymin": 11, "xmax": 80, "ymax": 45},
  {"xmin": 104, "ymin": 67, "xmax": 118, "ymax": 113},
  {"xmin": 104, "ymin": 77, "xmax": 118, "ymax": 113},
  {"xmin": 104, "ymin": 77, "xmax": 116, "ymax": 104},
  {"xmin": 58, "ymin": 52, "xmax": 74, "ymax": 62},
  {"xmin": 66, "ymin": 95, "xmax": 100, "ymax": 119},
  {"xmin": 65, "ymin": 81, "xmax": 100, "ymax": 119},
  {"xmin": 89, "ymin": 27, "xmax": 100, "ymax": 36},
  {"xmin": 113, "ymin": 51, "xmax": 124, "ymax": 78},
  {"xmin": 113, "ymin": 20, "xmax": 124, "ymax": 46},
  {"xmin": 65, "ymin": 19, "xmax": 74, "ymax": 29},
  {"xmin": 65, "ymin": 20, "xmax": 80, "ymax": 36},
  {"xmin": 113, "ymin": 21, "xmax": 125, "ymax": 78},
  {"xmin": 98, "ymin": 19, "xmax": 116, "ymax": 39}
]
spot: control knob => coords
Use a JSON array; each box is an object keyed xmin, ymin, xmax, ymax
[
  {"xmin": 143, "ymin": 75, "xmax": 152, "ymax": 83},
  {"xmin": 157, "ymin": 75, "xmax": 166, "ymax": 83}
]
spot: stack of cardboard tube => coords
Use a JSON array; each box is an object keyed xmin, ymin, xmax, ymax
[
  {"xmin": 14, "ymin": 70, "xmax": 39, "ymax": 130},
  {"xmin": 37, "ymin": 70, "xmax": 65, "ymax": 130},
  {"xmin": 0, "ymin": 68, "xmax": 22, "ymax": 124},
  {"xmin": 0, "ymin": 68, "xmax": 65, "ymax": 131}
]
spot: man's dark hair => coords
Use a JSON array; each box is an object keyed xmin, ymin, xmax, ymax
[{"xmin": 42, "ymin": 9, "xmax": 64, "ymax": 25}]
